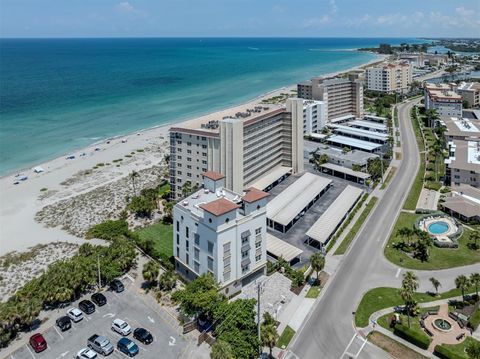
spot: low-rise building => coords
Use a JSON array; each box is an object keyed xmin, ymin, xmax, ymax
[
  {"xmin": 173, "ymin": 172, "xmax": 269, "ymax": 294},
  {"xmin": 456, "ymin": 82, "xmax": 480, "ymax": 108},
  {"xmin": 445, "ymin": 140, "xmax": 480, "ymax": 188},
  {"xmin": 424, "ymin": 83, "xmax": 463, "ymax": 118},
  {"xmin": 297, "ymin": 74, "xmax": 364, "ymax": 121},
  {"xmin": 441, "ymin": 184, "xmax": 480, "ymax": 223},
  {"xmin": 366, "ymin": 62, "xmax": 412, "ymax": 93},
  {"xmin": 441, "ymin": 116, "xmax": 480, "ymax": 142}
]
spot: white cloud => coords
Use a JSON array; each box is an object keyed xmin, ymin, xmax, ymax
[
  {"xmin": 329, "ymin": 0, "xmax": 338, "ymax": 14},
  {"xmin": 303, "ymin": 15, "xmax": 330, "ymax": 28},
  {"xmin": 456, "ymin": 6, "xmax": 474, "ymax": 17},
  {"xmin": 116, "ymin": 2, "xmax": 135, "ymax": 13}
]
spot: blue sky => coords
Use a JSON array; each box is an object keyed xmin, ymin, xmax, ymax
[{"xmin": 1, "ymin": 0, "xmax": 479, "ymax": 38}]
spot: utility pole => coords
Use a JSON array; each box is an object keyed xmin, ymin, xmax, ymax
[{"xmin": 97, "ymin": 254, "xmax": 101, "ymax": 289}]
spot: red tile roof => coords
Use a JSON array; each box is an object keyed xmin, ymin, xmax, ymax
[
  {"xmin": 200, "ymin": 198, "xmax": 239, "ymax": 216},
  {"xmin": 202, "ymin": 171, "xmax": 225, "ymax": 181},
  {"xmin": 242, "ymin": 187, "xmax": 269, "ymax": 203}
]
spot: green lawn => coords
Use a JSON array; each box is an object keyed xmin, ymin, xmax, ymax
[
  {"xmin": 381, "ymin": 167, "xmax": 396, "ymax": 190},
  {"xmin": 277, "ymin": 326, "xmax": 295, "ymax": 349},
  {"xmin": 135, "ymin": 222, "xmax": 173, "ymax": 258},
  {"xmin": 334, "ymin": 197, "xmax": 378, "ymax": 255},
  {"xmin": 384, "ymin": 212, "xmax": 480, "ymax": 270},
  {"xmin": 355, "ymin": 287, "xmax": 471, "ymax": 328},
  {"xmin": 435, "ymin": 337, "xmax": 479, "ymax": 359},
  {"xmin": 377, "ymin": 306, "xmax": 439, "ymax": 334},
  {"xmin": 305, "ymin": 285, "xmax": 321, "ymax": 299},
  {"xmin": 157, "ymin": 182, "xmax": 170, "ymax": 196}
]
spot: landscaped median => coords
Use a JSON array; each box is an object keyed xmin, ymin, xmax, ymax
[
  {"xmin": 334, "ymin": 196, "xmax": 378, "ymax": 255},
  {"xmin": 277, "ymin": 325, "xmax": 296, "ymax": 349}
]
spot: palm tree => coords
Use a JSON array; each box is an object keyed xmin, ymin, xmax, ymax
[
  {"xmin": 210, "ymin": 340, "xmax": 234, "ymax": 359},
  {"xmin": 429, "ymin": 277, "xmax": 441, "ymax": 295},
  {"xmin": 399, "ymin": 284, "xmax": 414, "ymax": 328},
  {"xmin": 455, "ymin": 275, "xmax": 470, "ymax": 302},
  {"xmin": 142, "ymin": 260, "xmax": 160, "ymax": 287},
  {"xmin": 400, "ymin": 271, "xmax": 419, "ymax": 328},
  {"xmin": 261, "ymin": 322, "xmax": 278, "ymax": 358},
  {"xmin": 310, "ymin": 253, "xmax": 325, "ymax": 286},
  {"xmin": 397, "ymin": 227, "xmax": 414, "ymax": 245},
  {"xmin": 470, "ymin": 273, "xmax": 480, "ymax": 298},
  {"xmin": 470, "ymin": 230, "xmax": 480, "ymax": 250},
  {"xmin": 129, "ymin": 170, "xmax": 140, "ymax": 196}
]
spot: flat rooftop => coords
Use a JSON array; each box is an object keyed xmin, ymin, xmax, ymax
[
  {"xmin": 266, "ymin": 173, "xmax": 332, "ymax": 226},
  {"xmin": 305, "ymin": 185, "xmax": 363, "ymax": 244},
  {"xmin": 305, "ymin": 142, "xmax": 379, "ymax": 166},
  {"xmin": 327, "ymin": 135, "xmax": 383, "ymax": 151},
  {"xmin": 441, "ymin": 117, "xmax": 480, "ymax": 138},
  {"xmin": 445, "ymin": 140, "xmax": 480, "ymax": 171},
  {"xmin": 330, "ymin": 114, "xmax": 356, "ymax": 124},
  {"xmin": 249, "ymin": 165, "xmax": 292, "ymax": 191},
  {"xmin": 320, "ymin": 163, "xmax": 371, "ymax": 179},
  {"xmin": 330, "ymin": 124, "xmax": 389, "ymax": 142},
  {"xmin": 266, "ymin": 233, "xmax": 303, "ymax": 262},
  {"xmin": 349, "ymin": 120, "xmax": 388, "ymax": 132}
]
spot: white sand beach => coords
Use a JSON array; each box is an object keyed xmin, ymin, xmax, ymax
[{"xmin": 0, "ymin": 54, "xmax": 387, "ymax": 258}]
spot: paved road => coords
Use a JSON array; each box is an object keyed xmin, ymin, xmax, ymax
[{"xmin": 289, "ymin": 98, "xmax": 479, "ymax": 359}]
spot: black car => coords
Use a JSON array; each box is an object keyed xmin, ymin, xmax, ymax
[
  {"xmin": 110, "ymin": 279, "xmax": 124, "ymax": 293},
  {"xmin": 91, "ymin": 293, "xmax": 107, "ymax": 306},
  {"xmin": 78, "ymin": 300, "xmax": 95, "ymax": 314},
  {"xmin": 55, "ymin": 316, "xmax": 71, "ymax": 331},
  {"xmin": 133, "ymin": 328, "xmax": 153, "ymax": 345}
]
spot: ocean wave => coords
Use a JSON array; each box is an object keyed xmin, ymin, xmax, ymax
[{"xmin": 248, "ymin": 47, "xmax": 259, "ymax": 50}]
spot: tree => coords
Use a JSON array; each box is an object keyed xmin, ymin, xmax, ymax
[
  {"xmin": 414, "ymin": 236, "xmax": 431, "ymax": 262},
  {"xmin": 470, "ymin": 273, "xmax": 480, "ymax": 298},
  {"xmin": 158, "ymin": 270, "xmax": 177, "ymax": 291},
  {"xmin": 400, "ymin": 271, "xmax": 419, "ymax": 328},
  {"xmin": 455, "ymin": 275, "xmax": 470, "ymax": 302},
  {"xmin": 470, "ymin": 230, "xmax": 480, "ymax": 250},
  {"xmin": 142, "ymin": 260, "xmax": 160, "ymax": 287},
  {"xmin": 129, "ymin": 170, "xmax": 140, "ymax": 196},
  {"xmin": 309, "ymin": 253, "xmax": 325, "ymax": 286},
  {"xmin": 429, "ymin": 277, "xmax": 441, "ymax": 295},
  {"xmin": 397, "ymin": 227, "xmax": 414, "ymax": 246},
  {"xmin": 211, "ymin": 340, "xmax": 234, "ymax": 359},
  {"xmin": 128, "ymin": 195, "xmax": 156, "ymax": 218},
  {"xmin": 367, "ymin": 158, "xmax": 385, "ymax": 181},
  {"xmin": 181, "ymin": 181, "xmax": 193, "ymax": 198},
  {"xmin": 342, "ymin": 147, "xmax": 350, "ymax": 154},
  {"xmin": 466, "ymin": 340, "xmax": 480, "ymax": 359},
  {"xmin": 261, "ymin": 315, "xmax": 279, "ymax": 358}
]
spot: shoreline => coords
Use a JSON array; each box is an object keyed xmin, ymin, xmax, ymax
[
  {"xmin": 1, "ymin": 53, "xmax": 386, "ymax": 180},
  {"xmin": 0, "ymin": 53, "xmax": 387, "ymax": 256}
]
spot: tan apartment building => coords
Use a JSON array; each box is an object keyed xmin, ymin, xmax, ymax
[
  {"xmin": 445, "ymin": 140, "xmax": 480, "ymax": 188},
  {"xmin": 297, "ymin": 73, "xmax": 364, "ymax": 121},
  {"xmin": 424, "ymin": 83, "xmax": 463, "ymax": 118},
  {"xmin": 456, "ymin": 82, "xmax": 480, "ymax": 108},
  {"xmin": 365, "ymin": 61, "xmax": 412, "ymax": 93},
  {"xmin": 169, "ymin": 104, "xmax": 303, "ymax": 199}
]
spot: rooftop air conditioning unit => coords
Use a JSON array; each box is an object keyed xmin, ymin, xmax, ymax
[{"xmin": 182, "ymin": 200, "xmax": 189, "ymax": 206}]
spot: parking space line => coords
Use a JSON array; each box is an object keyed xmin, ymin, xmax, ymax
[
  {"xmin": 25, "ymin": 345, "xmax": 35, "ymax": 359},
  {"xmin": 10, "ymin": 355, "xmax": 15, "ymax": 359},
  {"xmin": 54, "ymin": 325, "xmax": 64, "ymax": 340}
]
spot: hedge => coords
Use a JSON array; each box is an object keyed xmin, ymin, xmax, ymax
[
  {"xmin": 393, "ymin": 324, "xmax": 431, "ymax": 350},
  {"xmin": 434, "ymin": 345, "xmax": 463, "ymax": 359},
  {"xmin": 469, "ymin": 306, "xmax": 480, "ymax": 330}
]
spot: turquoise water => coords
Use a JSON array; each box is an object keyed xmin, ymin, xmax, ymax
[
  {"xmin": 0, "ymin": 38, "xmax": 423, "ymax": 175},
  {"xmin": 428, "ymin": 221, "xmax": 449, "ymax": 235}
]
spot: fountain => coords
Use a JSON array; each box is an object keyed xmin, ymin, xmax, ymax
[{"xmin": 433, "ymin": 318, "xmax": 453, "ymax": 332}]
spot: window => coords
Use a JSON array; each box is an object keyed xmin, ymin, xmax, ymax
[
  {"xmin": 202, "ymin": 152, "xmax": 207, "ymax": 157},
  {"xmin": 176, "ymin": 221, "xmax": 180, "ymax": 231},
  {"xmin": 187, "ymin": 173, "xmax": 192, "ymax": 178},
  {"xmin": 186, "ymin": 253, "xmax": 189, "ymax": 265},
  {"xmin": 208, "ymin": 257, "xmax": 214, "ymax": 271},
  {"xmin": 176, "ymin": 234, "xmax": 180, "ymax": 245},
  {"xmin": 256, "ymin": 254, "xmax": 262, "ymax": 262},
  {"xmin": 176, "ymin": 247, "xmax": 179, "ymax": 257},
  {"xmin": 194, "ymin": 233, "xmax": 200, "ymax": 245},
  {"xmin": 186, "ymin": 240, "xmax": 189, "ymax": 251},
  {"xmin": 224, "ymin": 271, "xmax": 230, "ymax": 281},
  {"xmin": 242, "ymin": 264, "xmax": 249, "ymax": 274},
  {"xmin": 177, "ymin": 170, "xmax": 182, "ymax": 175},
  {"xmin": 187, "ymin": 149, "xmax": 192, "ymax": 154},
  {"xmin": 194, "ymin": 247, "xmax": 199, "ymax": 260},
  {"xmin": 255, "ymin": 228, "xmax": 261, "ymax": 235},
  {"xmin": 185, "ymin": 226, "xmax": 189, "ymax": 238},
  {"xmin": 223, "ymin": 242, "xmax": 231, "ymax": 254},
  {"xmin": 207, "ymin": 241, "xmax": 214, "ymax": 254},
  {"xmin": 202, "ymin": 160, "xmax": 207, "ymax": 165},
  {"xmin": 187, "ymin": 157, "xmax": 192, "ymax": 162},
  {"xmin": 194, "ymin": 261, "xmax": 200, "ymax": 273},
  {"xmin": 202, "ymin": 145, "xmax": 207, "ymax": 149},
  {"xmin": 242, "ymin": 250, "xmax": 249, "ymax": 259},
  {"xmin": 255, "ymin": 241, "xmax": 261, "ymax": 249},
  {"xmin": 187, "ymin": 142, "xmax": 192, "ymax": 146},
  {"xmin": 242, "ymin": 236, "xmax": 249, "ymax": 245}
]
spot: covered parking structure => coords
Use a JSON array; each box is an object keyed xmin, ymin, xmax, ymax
[
  {"xmin": 305, "ymin": 185, "xmax": 364, "ymax": 248},
  {"xmin": 319, "ymin": 163, "xmax": 371, "ymax": 184},
  {"xmin": 266, "ymin": 233, "xmax": 303, "ymax": 265},
  {"xmin": 249, "ymin": 165, "xmax": 292, "ymax": 192},
  {"xmin": 348, "ymin": 120, "xmax": 388, "ymax": 133},
  {"xmin": 326, "ymin": 135, "xmax": 383, "ymax": 153},
  {"xmin": 330, "ymin": 124, "xmax": 390, "ymax": 144},
  {"xmin": 266, "ymin": 172, "xmax": 332, "ymax": 233}
]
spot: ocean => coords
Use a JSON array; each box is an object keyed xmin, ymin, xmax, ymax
[{"xmin": 0, "ymin": 37, "xmax": 423, "ymax": 175}]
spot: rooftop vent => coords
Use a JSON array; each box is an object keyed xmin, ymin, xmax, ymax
[{"xmin": 182, "ymin": 200, "xmax": 189, "ymax": 206}]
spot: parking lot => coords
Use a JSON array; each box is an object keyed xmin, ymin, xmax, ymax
[{"xmin": 6, "ymin": 276, "xmax": 201, "ymax": 359}]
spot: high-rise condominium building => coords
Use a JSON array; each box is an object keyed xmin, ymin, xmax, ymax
[
  {"xmin": 169, "ymin": 104, "xmax": 304, "ymax": 199},
  {"xmin": 365, "ymin": 62, "xmax": 412, "ymax": 93},
  {"xmin": 286, "ymin": 98, "xmax": 326, "ymax": 134},
  {"xmin": 297, "ymin": 74, "xmax": 364, "ymax": 121},
  {"xmin": 173, "ymin": 172, "xmax": 268, "ymax": 294}
]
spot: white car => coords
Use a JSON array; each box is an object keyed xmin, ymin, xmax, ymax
[
  {"xmin": 76, "ymin": 348, "xmax": 97, "ymax": 359},
  {"xmin": 67, "ymin": 307, "xmax": 83, "ymax": 323},
  {"xmin": 111, "ymin": 318, "xmax": 132, "ymax": 336}
]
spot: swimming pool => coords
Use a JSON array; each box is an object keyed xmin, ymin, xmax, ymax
[{"xmin": 428, "ymin": 221, "xmax": 450, "ymax": 235}]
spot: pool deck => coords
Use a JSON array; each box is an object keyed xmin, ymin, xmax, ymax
[{"xmin": 420, "ymin": 216, "xmax": 458, "ymax": 243}]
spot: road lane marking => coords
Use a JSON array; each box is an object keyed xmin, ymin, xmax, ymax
[
  {"xmin": 147, "ymin": 316, "xmax": 155, "ymax": 324},
  {"xmin": 169, "ymin": 336, "xmax": 176, "ymax": 346},
  {"xmin": 395, "ymin": 268, "xmax": 402, "ymax": 278},
  {"xmin": 25, "ymin": 345, "xmax": 35, "ymax": 359},
  {"xmin": 54, "ymin": 325, "xmax": 64, "ymax": 339}
]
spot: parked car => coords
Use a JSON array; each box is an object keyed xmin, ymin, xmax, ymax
[
  {"xmin": 91, "ymin": 292, "xmax": 107, "ymax": 306},
  {"xmin": 76, "ymin": 348, "xmax": 98, "ymax": 359},
  {"xmin": 79, "ymin": 300, "xmax": 96, "ymax": 314},
  {"xmin": 133, "ymin": 328, "xmax": 153, "ymax": 345},
  {"xmin": 112, "ymin": 319, "xmax": 132, "ymax": 336},
  {"xmin": 67, "ymin": 307, "xmax": 84, "ymax": 322},
  {"xmin": 117, "ymin": 338, "xmax": 139, "ymax": 357},
  {"xmin": 110, "ymin": 279, "xmax": 124, "ymax": 293},
  {"xmin": 29, "ymin": 333, "xmax": 47, "ymax": 353},
  {"xmin": 87, "ymin": 334, "xmax": 114, "ymax": 356},
  {"xmin": 56, "ymin": 315, "xmax": 72, "ymax": 331}
]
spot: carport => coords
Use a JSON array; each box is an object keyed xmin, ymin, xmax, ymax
[
  {"xmin": 266, "ymin": 233, "xmax": 303, "ymax": 265},
  {"xmin": 305, "ymin": 185, "xmax": 364, "ymax": 247},
  {"xmin": 266, "ymin": 172, "xmax": 332, "ymax": 233},
  {"xmin": 249, "ymin": 165, "xmax": 292, "ymax": 191},
  {"xmin": 319, "ymin": 163, "xmax": 371, "ymax": 184}
]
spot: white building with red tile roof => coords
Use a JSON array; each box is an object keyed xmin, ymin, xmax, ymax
[{"xmin": 173, "ymin": 171, "xmax": 268, "ymax": 294}]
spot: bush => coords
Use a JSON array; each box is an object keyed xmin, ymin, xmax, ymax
[
  {"xmin": 434, "ymin": 345, "xmax": 463, "ymax": 359},
  {"xmin": 86, "ymin": 220, "xmax": 129, "ymax": 240},
  {"xmin": 393, "ymin": 324, "xmax": 431, "ymax": 349},
  {"xmin": 433, "ymin": 240, "xmax": 458, "ymax": 248},
  {"xmin": 469, "ymin": 306, "xmax": 480, "ymax": 330}
]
